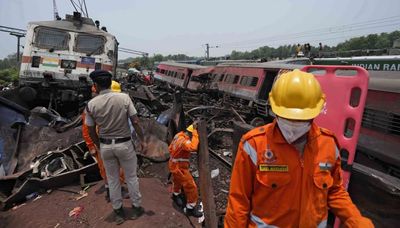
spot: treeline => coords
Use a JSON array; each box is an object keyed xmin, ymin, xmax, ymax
[
  {"xmin": 230, "ymin": 31, "xmax": 400, "ymax": 60},
  {"xmin": 120, "ymin": 30, "xmax": 400, "ymax": 69},
  {"xmin": 119, "ymin": 53, "xmax": 197, "ymax": 70},
  {"xmin": 0, "ymin": 53, "xmax": 19, "ymax": 86}
]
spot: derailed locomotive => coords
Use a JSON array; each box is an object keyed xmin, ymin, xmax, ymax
[{"xmin": 18, "ymin": 12, "xmax": 118, "ymax": 114}]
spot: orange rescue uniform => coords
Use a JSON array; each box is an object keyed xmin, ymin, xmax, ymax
[
  {"xmin": 225, "ymin": 121, "xmax": 373, "ymax": 228},
  {"xmin": 81, "ymin": 112, "xmax": 125, "ymax": 183},
  {"xmin": 168, "ymin": 130, "xmax": 199, "ymax": 204}
]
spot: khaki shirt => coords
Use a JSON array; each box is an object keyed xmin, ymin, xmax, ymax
[{"xmin": 85, "ymin": 89, "xmax": 137, "ymax": 138}]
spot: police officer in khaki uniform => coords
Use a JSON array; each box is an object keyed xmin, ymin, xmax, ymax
[{"xmin": 85, "ymin": 70, "xmax": 145, "ymax": 225}]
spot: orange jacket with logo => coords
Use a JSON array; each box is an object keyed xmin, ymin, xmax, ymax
[
  {"xmin": 168, "ymin": 130, "xmax": 199, "ymax": 160},
  {"xmin": 225, "ymin": 121, "xmax": 373, "ymax": 228}
]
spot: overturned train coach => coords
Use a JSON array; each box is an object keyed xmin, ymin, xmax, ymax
[
  {"xmin": 155, "ymin": 60, "xmax": 306, "ymax": 123},
  {"xmin": 18, "ymin": 13, "xmax": 118, "ymax": 111}
]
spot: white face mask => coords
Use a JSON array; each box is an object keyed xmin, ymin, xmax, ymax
[{"xmin": 276, "ymin": 117, "xmax": 311, "ymax": 144}]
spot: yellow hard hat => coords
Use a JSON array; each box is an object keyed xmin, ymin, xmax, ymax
[
  {"xmin": 269, "ymin": 69, "xmax": 325, "ymax": 120},
  {"xmin": 111, "ymin": 80, "xmax": 121, "ymax": 93},
  {"xmin": 186, "ymin": 124, "xmax": 194, "ymax": 133}
]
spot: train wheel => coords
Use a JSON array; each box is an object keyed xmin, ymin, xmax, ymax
[{"xmin": 19, "ymin": 86, "xmax": 37, "ymax": 102}]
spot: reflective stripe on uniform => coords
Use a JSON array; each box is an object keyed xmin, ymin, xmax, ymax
[
  {"xmin": 243, "ymin": 141, "xmax": 257, "ymax": 166},
  {"xmin": 317, "ymin": 219, "xmax": 327, "ymax": 228},
  {"xmin": 250, "ymin": 213, "xmax": 278, "ymax": 228},
  {"xmin": 335, "ymin": 146, "xmax": 339, "ymax": 160},
  {"xmin": 171, "ymin": 158, "xmax": 190, "ymax": 162}
]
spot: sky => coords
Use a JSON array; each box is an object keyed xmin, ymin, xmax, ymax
[{"xmin": 0, "ymin": 0, "xmax": 400, "ymax": 59}]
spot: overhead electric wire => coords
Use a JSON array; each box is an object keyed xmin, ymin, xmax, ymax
[
  {"xmin": 0, "ymin": 25, "xmax": 26, "ymax": 32},
  {"xmin": 218, "ymin": 15, "xmax": 400, "ymax": 48},
  {"xmin": 83, "ymin": 0, "xmax": 89, "ymax": 17},
  {"xmin": 69, "ymin": 0, "xmax": 88, "ymax": 17},
  {"xmin": 69, "ymin": 0, "xmax": 79, "ymax": 12},
  {"xmin": 223, "ymin": 22, "xmax": 400, "ymax": 49},
  {"xmin": 119, "ymin": 47, "xmax": 149, "ymax": 56}
]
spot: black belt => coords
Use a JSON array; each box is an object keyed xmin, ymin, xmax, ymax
[{"xmin": 99, "ymin": 137, "xmax": 131, "ymax": 144}]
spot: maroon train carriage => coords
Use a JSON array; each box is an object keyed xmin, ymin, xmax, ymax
[
  {"xmin": 155, "ymin": 60, "xmax": 306, "ymax": 123},
  {"xmin": 356, "ymin": 73, "xmax": 400, "ymax": 177},
  {"xmin": 210, "ymin": 61, "xmax": 305, "ymax": 123},
  {"xmin": 154, "ymin": 62, "xmax": 207, "ymax": 89}
]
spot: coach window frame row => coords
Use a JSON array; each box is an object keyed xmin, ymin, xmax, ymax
[
  {"xmin": 212, "ymin": 73, "xmax": 259, "ymax": 87},
  {"xmin": 156, "ymin": 68, "xmax": 185, "ymax": 80}
]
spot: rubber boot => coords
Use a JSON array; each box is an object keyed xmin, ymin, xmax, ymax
[
  {"xmin": 113, "ymin": 207, "xmax": 125, "ymax": 225},
  {"xmin": 172, "ymin": 193, "xmax": 184, "ymax": 208},
  {"xmin": 184, "ymin": 204, "xmax": 203, "ymax": 218},
  {"xmin": 130, "ymin": 205, "xmax": 144, "ymax": 220}
]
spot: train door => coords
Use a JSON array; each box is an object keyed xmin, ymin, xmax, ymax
[
  {"xmin": 183, "ymin": 69, "xmax": 193, "ymax": 89},
  {"xmin": 257, "ymin": 70, "xmax": 278, "ymax": 100}
]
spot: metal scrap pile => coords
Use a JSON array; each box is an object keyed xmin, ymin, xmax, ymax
[
  {"xmin": 0, "ymin": 85, "xmax": 173, "ymax": 210},
  {"xmin": 0, "ymin": 75, "xmax": 252, "ymax": 213}
]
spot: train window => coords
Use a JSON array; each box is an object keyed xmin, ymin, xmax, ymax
[
  {"xmin": 219, "ymin": 74, "xmax": 225, "ymax": 82},
  {"xmin": 240, "ymin": 76, "xmax": 259, "ymax": 87},
  {"xmin": 160, "ymin": 69, "xmax": 165, "ymax": 74},
  {"xmin": 174, "ymin": 72, "xmax": 178, "ymax": 78},
  {"xmin": 34, "ymin": 27, "xmax": 69, "ymax": 50},
  {"xmin": 240, "ymin": 76, "xmax": 248, "ymax": 86},
  {"xmin": 233, "ymin": 75, "xmax": 240, "ymax": 84},
  {"xmin": 250, "ymin": 77, "xmax": 259, "ymax": 86},
  {"xmin": 225, "ymin": 74, "xmax": 234, "ymax": 83},
  {"xmin": 181, "ymin": 73, "xmax": 185, "ymax": 79},
  {"xmin": 75, "ymin": 34, "xmax": 105, "ymax": 55},
  {"xmin": 224, "ymin": 74, "xmax": 230, "ymax": 83}
]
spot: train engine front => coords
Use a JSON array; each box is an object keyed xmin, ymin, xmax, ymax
[{"xmin": 18, "ymin": 12, "xmax": 118, "ymax": 116}]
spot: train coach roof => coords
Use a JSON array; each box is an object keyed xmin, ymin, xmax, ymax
[
  {"xmin": 29, "ymin": 20, "xmax": 114, "ymax": 37},
  {"xmin": 216, "ymin": 60, "xmax": 306, "ymax": 70},
  {"xmin": 159, "ymin": 61, "xmax": 207, "ymax": 69}
]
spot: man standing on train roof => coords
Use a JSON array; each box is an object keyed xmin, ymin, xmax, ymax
[
  {"xmin": 85, "ymin": 70, "xmax": 145, "ymax": 225},
  {"xmin": 168, "ymin": 123, "xmax": 203, "ymax": 218},
  {"xmin": 224, "ymin": 69, "xmax": 374, "ymax": 228}
]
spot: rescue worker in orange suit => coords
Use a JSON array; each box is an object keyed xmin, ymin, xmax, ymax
[
  {"xmin": 168, "ymin": 124, "xmax": 203, "ymax": 218},
  {"xmin": 225, "ymin": 70, "xmax": 374, "ymax": 228},
  {"xmin": 82, "ymin": 80, "xmax": 125, "ymax": 201}
]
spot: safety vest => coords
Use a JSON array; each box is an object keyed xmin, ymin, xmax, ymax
[
  {"xmin": 168, "ymin": 130, "xmax": 199, "ymax": 162},
  {"xmin": 225, "ymin": 121, "xmax": 369, "ymax": 228}
]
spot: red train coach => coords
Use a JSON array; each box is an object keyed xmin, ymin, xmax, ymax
[
  {"xmin": 211, "ymin": 61, "xmax": 305, "ymax": 119},
  {"xmin": 154, "ymin": 62, "xmax": 207, "ymax": 89}
]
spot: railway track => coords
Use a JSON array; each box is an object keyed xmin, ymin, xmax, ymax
[{"xmin": 209, "ymin": 148, "xmax": 232, "ymax": 170}]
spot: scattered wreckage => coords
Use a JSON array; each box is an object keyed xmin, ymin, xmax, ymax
[
  {"xmin": 0, "ymin": 90, "xmax": 170, "ymax": 210},
  {"xmin": 1, "ymin": 67, "xmax": 399, "ymax": 226}
]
